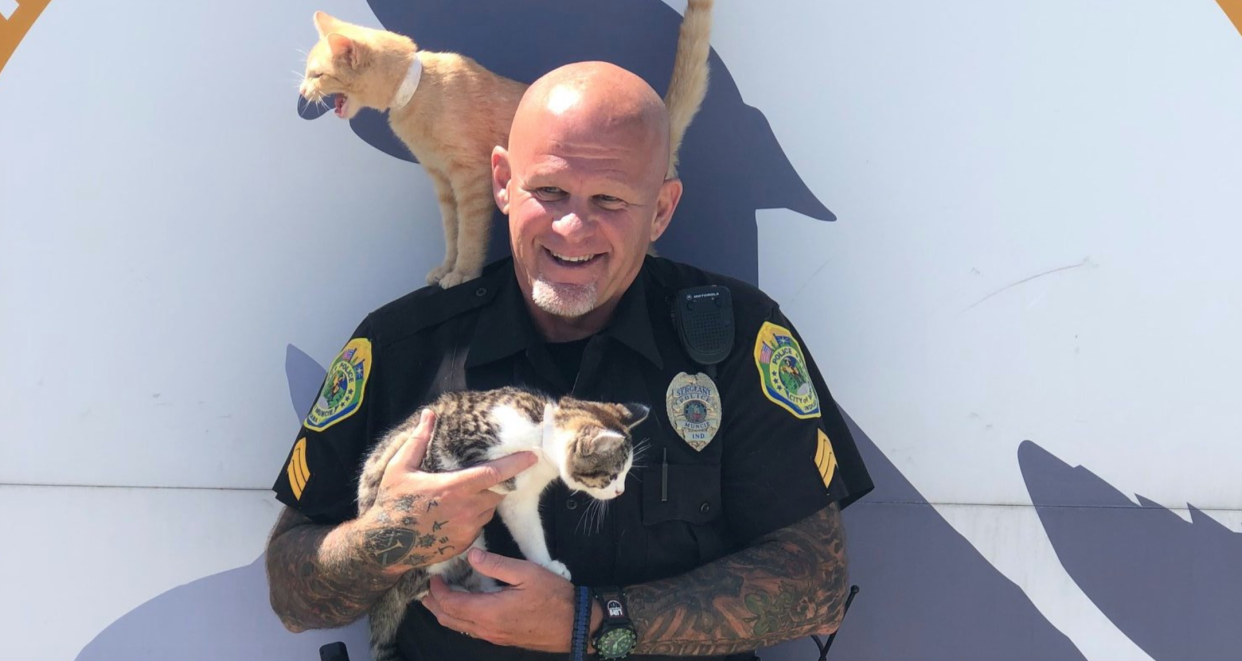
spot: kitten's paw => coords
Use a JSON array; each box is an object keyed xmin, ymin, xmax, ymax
[
  {"xmin": 426, "ymin": 264, "xmax": 453, "ymax": 286},
  {"xmin": 541, "ymin": 560, "xmax": 572, "ymax": 581},
  {"xmin": 437, "ymin": 270, "xmax": 476, "ymax": 289},
  {"xmin": 478, "ymin": 576, "xmax": 502, "ymax": 593}
]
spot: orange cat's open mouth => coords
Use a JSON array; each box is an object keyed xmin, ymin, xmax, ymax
[{"xmin": 334, "ymin": 94, "xmax": 349, "ymax": 118}]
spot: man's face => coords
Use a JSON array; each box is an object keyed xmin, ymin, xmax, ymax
[{"xmin": 493, "ymin": 93, "xmax": 681, "ymax": 324}]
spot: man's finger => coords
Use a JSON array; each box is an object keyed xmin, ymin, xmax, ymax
[
  {"xmin": 454, "ymin": 451, "xmax": 537, "ymax": 493},
  {"xmin": 425, "ymin": 576, "xmax": 480, "ymax": 633},
  {"xmin": 474, "ymin": 507, "xmax": 497, "ymax": 528},
  {"xmin": 386, "ymin": 409, "xmax": 436, "ymax": 474},
  {"xmin": 467, "ymin": 548, "xmax": 534, "ymax": 585}
]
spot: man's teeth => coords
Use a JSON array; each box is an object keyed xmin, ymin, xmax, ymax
[{"xmin": 552, "ymin": 251, "xmax": 595, "ymax": 263}]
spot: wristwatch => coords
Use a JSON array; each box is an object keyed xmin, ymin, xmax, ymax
[{"xmin": 591, "ymin": 586, "xmax": 638, "ymax": 659}]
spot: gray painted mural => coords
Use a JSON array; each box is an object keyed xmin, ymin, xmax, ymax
[{"xmin": 1020, "ymin": 441, "xmax": 1241, "ymax": 661}]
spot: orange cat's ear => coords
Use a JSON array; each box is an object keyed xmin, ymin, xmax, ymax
[
  {"xmin": 327, "ymin": 33, "xmax": 364, "ymax": 68},
  {"xmin": 313, "ymin": 11, "xmax": 339, "ymax": 37}
]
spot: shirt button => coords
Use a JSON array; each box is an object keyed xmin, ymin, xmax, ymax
[
  {"xmin": 700, "ymin": 501, "xmax": 711, "ymax": 514},
  {"xmin": 566, "ymin": 499, "xmax": 578, "ymax": 510},
  {"xmin": 475, "ymin": 287, "xmax": 488, "ymax": 297}
]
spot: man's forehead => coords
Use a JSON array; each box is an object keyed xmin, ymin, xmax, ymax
[
  {"xmin": 520, "ymin": 153, "xmax": 639, "ymax": 189},
  {"xmin": 544, "ymin": 85, "xmax": 584, "ymax": 115}
]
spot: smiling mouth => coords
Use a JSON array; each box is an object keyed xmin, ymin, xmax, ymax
[
  {"xmin": 334, "ymin": 94, "xmax": 349, "ymax": 118},
  {"xmin": 546, "ymin": 248, "xmax": 601, "ymax": 267}
]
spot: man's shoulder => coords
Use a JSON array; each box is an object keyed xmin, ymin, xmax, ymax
[
  {"xmin": 360, "ymin": 262, "xmax": 507, "ymax": 346},
  {"xmin": 644, "ymin": 255, "xmax": 782, "ymax": 324}
]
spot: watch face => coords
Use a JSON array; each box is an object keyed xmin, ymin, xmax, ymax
[{"xmin": 598, "ymin": 628, "xmax": 637, "ymax": 658}]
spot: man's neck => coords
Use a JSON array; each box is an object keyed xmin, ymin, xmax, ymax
[{"xmin": 527, "ymin": 298, "xmax": 620, "ymax": 343}]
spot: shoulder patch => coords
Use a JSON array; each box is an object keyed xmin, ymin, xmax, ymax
[
  {"xmin": 305, "ymin": 338, "xmax": 372, "ymax": 431},
  {"xmin": 754, "ymin": 321, "xmax": 821, "ymax": 419}
]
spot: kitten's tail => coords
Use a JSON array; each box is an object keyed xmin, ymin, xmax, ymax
[{"xmin": 664, "ymin": 0, "xmax": 714, "ymax": 179}]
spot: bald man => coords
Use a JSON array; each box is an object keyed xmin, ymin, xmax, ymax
[{"xmin": 266, "ymin": 62, "xmax": 873, "ymax": 661}]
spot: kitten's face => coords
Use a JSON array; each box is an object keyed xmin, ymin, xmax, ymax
[
  {"xmin": 298, "ymin": 12, "xmax": 397, "ymax": 120},
  {"xmin": 554, "ymin": 400, "xmax": 649, "ymax": 500}
]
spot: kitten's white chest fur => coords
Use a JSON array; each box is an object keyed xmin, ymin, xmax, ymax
[
  {"xmin": 486, "ymin": 404, "xmax": 562, "ymax": 492},
  {"xmin": 482, "ymin": 403, "xmax": 571, "ymax": 579}
]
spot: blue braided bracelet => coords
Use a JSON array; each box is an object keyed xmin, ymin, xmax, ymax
[{"xmin": 572, "ymin": 585, "xmax": 591, "ymax": 661}]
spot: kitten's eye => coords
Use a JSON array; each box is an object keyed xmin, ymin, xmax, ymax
[{"xmin": 308, "ymin": 72, "xmax": 323, "ymax": 79}]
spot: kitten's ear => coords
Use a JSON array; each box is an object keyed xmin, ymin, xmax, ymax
[
  {"xmin": 313, "ymin": 11, "xmax": 339, "ymax": 37},
  {"xmin": 327, "ymin": 33, "xmax": 365, "ymax": 68},
  {"xmin": 620, "ymin": 403, "xmax": 650, "ymax": 430},
  {"xmin": 587, "ymin": 431, "xmax": 627, "ymax": 456}
]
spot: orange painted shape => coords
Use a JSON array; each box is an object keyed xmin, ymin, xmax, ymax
[
  {"xmin": 1221, "ymin": 0, "xmax": 1242, "ymax": 38},
  {"xmin": 0, "ymin": 0, "xmax": 52, "ymax": 77}
]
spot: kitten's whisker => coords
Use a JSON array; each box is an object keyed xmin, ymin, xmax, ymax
[
  {"xmin": 580, "ymin": 499, "xmax": 596, "ymax": 536},
  {"xmin": 595, "ymin": 500, "xmax": 609, "ymax": 534}
]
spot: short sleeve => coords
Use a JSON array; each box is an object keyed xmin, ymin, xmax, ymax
[
  {"xmin": 271, "ymin": 317, "xmax": 382, "ymax": 525},
  {"xmin": 719, "ymin": 305, "xmax": 873, "ymax": 545}
]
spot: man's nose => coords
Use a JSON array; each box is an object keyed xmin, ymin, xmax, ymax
[{"xmin": 551, "ymin": 211, "xmax": 592, "ymax": 241}]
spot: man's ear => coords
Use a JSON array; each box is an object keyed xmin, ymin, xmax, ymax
[
  {"xmin": 650, "ymin": 177, "xmax": 683, "ymax": 242},
  {"xmin": 492, "ymin": 146, "xmax": 513, "ymax": 215}
]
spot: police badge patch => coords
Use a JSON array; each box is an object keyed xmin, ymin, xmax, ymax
[
  {"xmin": 754, "ymin": 321, "xmax": 821, "ymax": 419},
  {"xmin": 305, "ymin": 338, "xmax": 372, "ymax": 431},
  {"xmin": 666, "ymin": 372, "xmax": 722, "ymax": 451}
]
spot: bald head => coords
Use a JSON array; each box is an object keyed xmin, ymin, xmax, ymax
[
  {"xmin": 493, "ymin": 61, "xmax": 685, "ymax": 341},
  {"xmin": 511, "ymin": 62, "xmax": 671, "ymax": 184}
]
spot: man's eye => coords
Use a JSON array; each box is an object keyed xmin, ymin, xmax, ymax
[
  {"xmin": 535, "ymin": 187, "xmax": 566, "ymax": 199},
  {"xmin": 595, "ymin": 195, "xmax": 625, "ymax": 208}
]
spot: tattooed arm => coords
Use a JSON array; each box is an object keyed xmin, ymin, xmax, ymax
[
  {"xmin": 264, "ymin": 505, "xmax": 411, "ymax": 632},
  {"xmin": 625, "ymin": 503, "xmax": 849, "ymax": 656},
  {"xmin": 265, "ymin": 410, "xmax": 538, "ymax": 633}
]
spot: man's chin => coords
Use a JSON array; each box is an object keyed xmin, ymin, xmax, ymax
[{"xmin": 532, "ymin": 279, "xmax": 598, "ymax": 318}]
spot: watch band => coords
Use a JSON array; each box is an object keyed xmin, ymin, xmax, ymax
[
  {"xmin": 591, "ymin": 586, "xmax": 637, "ymax": 660},
  {"xmin": 593, "ymin": 586, "xmax": 629, "ymax": 621}
]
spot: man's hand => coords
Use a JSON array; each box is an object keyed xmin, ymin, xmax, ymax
[
  {"xmin": 358, "ymin": 410, "xmax": 539, "ymax": 574},
  {"xmin": 422, "ymin": 548, "xmax": 598, "ymax": 652},
  {"xmin": 265, "ymin": 410, "xmax": 539, "ymax": 632}
]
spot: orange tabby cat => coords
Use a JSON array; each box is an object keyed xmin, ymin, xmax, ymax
[{"xmin": 298, "ymin": 2, "xmax": 714, "ymax": 288}]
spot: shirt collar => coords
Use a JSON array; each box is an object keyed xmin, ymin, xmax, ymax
[{"xmin": 466, "ymin": 260, "xmax": 664, "ymax": 370}]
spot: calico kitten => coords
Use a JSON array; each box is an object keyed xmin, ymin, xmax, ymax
[
  {"xmin": 297, "ymin": 1, "xmax": 715, "ymax": 288},
  {"xmin": 356, "ymin": 387, "xmax": 649, "ymax": 661}
]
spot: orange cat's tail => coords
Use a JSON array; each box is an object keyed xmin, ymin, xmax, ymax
[{"xmin": 664, "ymin": 0, "xmax": 714, "ymax": 179}]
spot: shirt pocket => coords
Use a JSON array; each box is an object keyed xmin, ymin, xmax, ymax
[{"xmin": 629, "ymin": 462, "xmax": 728, "ymax": 581}]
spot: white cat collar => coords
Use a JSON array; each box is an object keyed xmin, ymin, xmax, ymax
[{"xmin": 391, "ymin": 53, "xmax": 423, "ymax": 110}]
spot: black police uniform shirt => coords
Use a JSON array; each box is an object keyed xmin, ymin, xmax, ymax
[{"xmin": 272, "ymin": 256, "xmax": 874, "ymax": 661}]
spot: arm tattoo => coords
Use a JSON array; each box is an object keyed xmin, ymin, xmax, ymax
[
  {"xmin": 625, "ymin": 504, "xmax": 849, "ymax": 656},
  {"xmin": 263, "ymin": 498, "xmax": 447, "ymax": 632}
]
